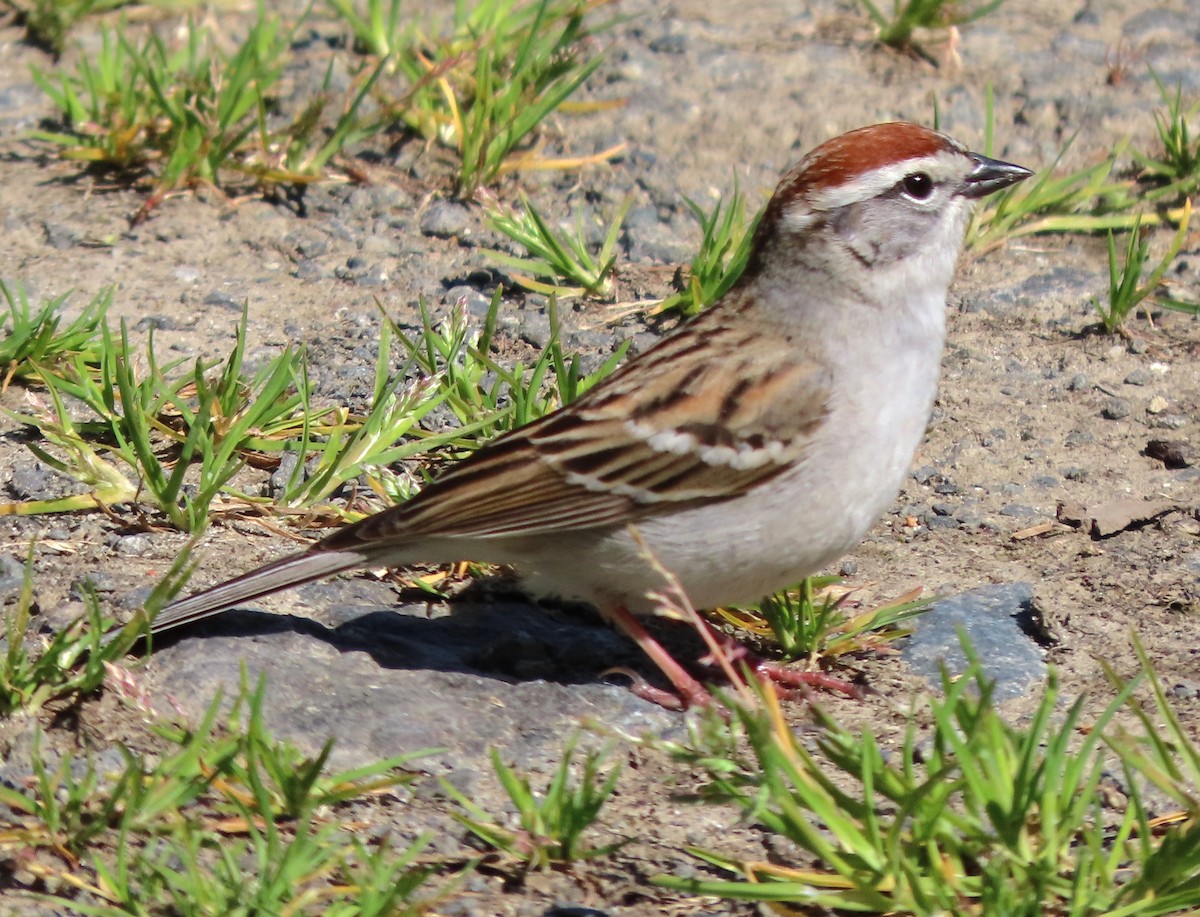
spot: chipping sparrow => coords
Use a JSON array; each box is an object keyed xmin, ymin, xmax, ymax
[{"xmin": 145, "ymin": 122, "xmax": 1031, "ymax": 707}]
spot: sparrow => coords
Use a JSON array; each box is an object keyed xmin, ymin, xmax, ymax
[{"xmin": 143, "ymin": 122, "xmax": 1031, "ymax": 708}]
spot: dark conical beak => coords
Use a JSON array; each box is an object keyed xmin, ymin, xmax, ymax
[{"xmin": 962, "ymin": 152, "xmax": 1033, "ymax": 198}]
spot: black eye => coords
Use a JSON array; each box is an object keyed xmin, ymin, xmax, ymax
[{"xmin": 902, "ymin": 172, "xmax": 934, "ymax": 200}]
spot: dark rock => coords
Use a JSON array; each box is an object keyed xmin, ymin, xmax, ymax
[
  {"xmin": 444, "ymin": 285, "xmax": 493, "ymax": 318},
  {"xmin": 135, "ymin": 314, "xmax": 185, "ymax": 331},
  {"xmin": 150, "ymin": 598, "xmax": 678, "ymax": 772},
  {"xmin": 1000, "ymin": 504, "xmax": 1041, "ymax": 517},
  {"xmin": 202, "ymin": 290, "xmax": 246, "ymax": 313},
  {"xmin": 623, "ymin": 212, "xmax": 691, "ymax": 264},
  {"xmin": 1150, "ymin": 414, "xmax": 1188, "ymax": 430},
  {"xmin": 902, "ymin": 583, "xmax": 1046, "ymax": 701},
  {"xmin": 912, "ymin": 465, "xmax": 940, "ymax": 485},
  {"xmin": 8, "ymin": 463, "xmax": 79, "ymax": 501},
  {"xmin": 1065, "ymin": 430, "xmax": 1095, "ymax": 446},
  {"xmin": 43, "ymin": 221, "xmax": 82, "ymax": 250},
  {"xmin": 420, "ymin": 201, "xmax": 471, "ymax": 239},
  {"xmin": 1102, "ymin": 397, "xmax": 1132, "ymax": 420},
  {"xmin": 649, "ymin": 33, "xmax": 688, "ymax": 54},
  {"xmin": 518, "ymin": 310, "xmax": 553, "ymax": 349},
  {"xmin": 1145, "ymin": 440, "xmax": 1195, "ymax": 469}
]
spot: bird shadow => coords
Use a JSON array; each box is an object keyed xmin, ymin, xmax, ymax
[{"xmin": 145, "ymin": 579, "xmax": 708, "ymax": 692}]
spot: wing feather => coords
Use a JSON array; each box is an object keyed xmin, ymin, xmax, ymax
[{"xmin": 323, "ymin": 317, "xmax": 832, "ymax": 551}]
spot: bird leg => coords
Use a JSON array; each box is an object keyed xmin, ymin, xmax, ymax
[
  {"xmin": 601, "ymin": 604, "xmax": 714, "ymax": 710},
  {"xmin": 599, "ymin": 596, "xmax": 860, "ymax": 709}
]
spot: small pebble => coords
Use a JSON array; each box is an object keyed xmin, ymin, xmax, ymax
[
  {"xmin": 202, "ymin": 290, "xmax": 244, "ymax": 312},
  {"xmin": 72, "ymin": 572, "xmax": 117, "ymax": 597},
  {"xmin": 1150, "ymin": 414, "xmax": 1188, "ymax": 430},
  {"xmin": 135, "ymin": 315, "xmax": 184, "ymax": 331},
  {"xmin": 44, "ymin": 222, "xmax": 82, "ymax": 249},
  {"xmin": 1067, "ymin": 373, "xmax": 1089, "ymax": 391},
  {"xmin": 649, "ymin": 33, "xmax": 688, "ymax": 54},
  {"xmin": 1065, "ymin": 430, "xmax": 1095, "ymax": 446},
  {"xmin": 443, "ymin": 285, "xmax": 492, "ymax": 317},
  {"xmin": 1171, "ymin": 681, "xmax": 1200, "ymax": 701},
  {"xmin": 1102, "ymin": 397, "xmax": 1132, "ymax": 420},
  {"xmin": 1147, "ymin": 395, "xmax": 1168, "ymax": 414},
  {"xmin": 912, "ymin": 465, "xmax": 939, "ymax": 485},
  {"xmin": 1000, "ymin": 504, "xmax": 1040, "ymax": 517},
  {"xmin": 1124, "ymin": 368, "xmax": 1151, "ymax": 386},
  {"xmin": 419, "ymin": 201, "xmax": 471, "ymax": 239},
  {"xmin": 113, "ymin": 534, "xmax": 154, "ymax": 556}
]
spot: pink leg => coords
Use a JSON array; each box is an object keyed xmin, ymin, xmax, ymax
[
  {"xmin": 600, "ymin": 605, "xmax": 861, "ymax": 709},
  {"xmin": 602, "ymin": 604, "xmax": 713, "ymax": 710}
]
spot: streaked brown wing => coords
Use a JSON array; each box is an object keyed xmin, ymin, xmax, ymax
[{"xmin": 324, "ymin": 322, "xmax": 831, "ymax": 548}]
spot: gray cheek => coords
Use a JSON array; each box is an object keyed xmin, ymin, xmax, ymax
[{"xmin": 834, "ymin": 200, "xmax": 937, "ymax": 265}]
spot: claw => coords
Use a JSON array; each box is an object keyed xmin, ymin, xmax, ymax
[{"xmin": 600, "ymin": 666, "xmax": 695, "ymax": 711}]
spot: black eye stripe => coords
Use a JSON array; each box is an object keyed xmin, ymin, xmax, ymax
[{"xmin": 901, "ymin": 172, "xmax": 934, "ymax": 199}]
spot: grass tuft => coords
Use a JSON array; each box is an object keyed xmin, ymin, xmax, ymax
[
  {"xmin": 856, "ymin": 0, "xmax": 1005, "ymax": 52},
  {"xmin": 481, "ymin": 189, "xmax": 631, "ymax": 300},
  {"xmin": 655, "ymin": 182, "xmax": 760, "ymax": 315},
  {"xmin": 1093, "ymin": 199, "xmax": 1197, "ymax": 334},
  {"xmin": 0, "ymin": 281, "xmax": 108, "ymax": 388},
  {"xmin": 712, "ymin": 577, "xmax": 929, "ymax": 665},
  {"xmin": 444, "ymin": 735, "xmax": 624, "ymax": 869},
  {"xmin": 4, "ymin": 677, "xmax": 441, "ymax": 914},
  {"xmin": 0, "ymin": 545, "xmax": 190, "ymax": 715},
  {"xmin": 654, "ymin": 639, "xmax": 1200, "ymax": 914},
  {"xmin": 1133, "ymin": 69, "xmax": 1200, "ymax": 205}
]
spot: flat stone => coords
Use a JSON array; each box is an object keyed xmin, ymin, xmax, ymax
[
  {"xmin": 903, "ymin": 583, "xmax": 1046, "ymax": 702},
  {"xmin": 419, "ymin": 201, "xmax": 472, "ymax": 239},
  {"xmin": 149, "ymin": 597, "xmax": 678, "ymax": 773},
  {"xmin": 1102, "ymin": 397, "xmax": 1132, "ymax": 420}
]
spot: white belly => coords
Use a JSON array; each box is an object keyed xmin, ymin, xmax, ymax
[{"xmin": 514, "ymin": 336, "xmax": 943, "ymax": 612}]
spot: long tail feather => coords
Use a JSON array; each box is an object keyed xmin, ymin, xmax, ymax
[{"xmin": 149, "ymin": 549, "xmax": 366, "ymax": 635}]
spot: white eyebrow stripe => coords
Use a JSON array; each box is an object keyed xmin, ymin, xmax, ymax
[{"xmin": 805, "ymin": 149, "xmax": 965, "ymax": 211}]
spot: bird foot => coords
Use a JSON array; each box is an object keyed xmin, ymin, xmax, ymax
[
  {"xmin": 600, "ymin": 666, "xmax": 709, "ymax": 711},
  {"xmin": 698, "ymin": 637, "xmax": 863, "ymax": 700},
  {"xmin": 601, "ymin": 604, "xmax": 861, "ymax": 710}
]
